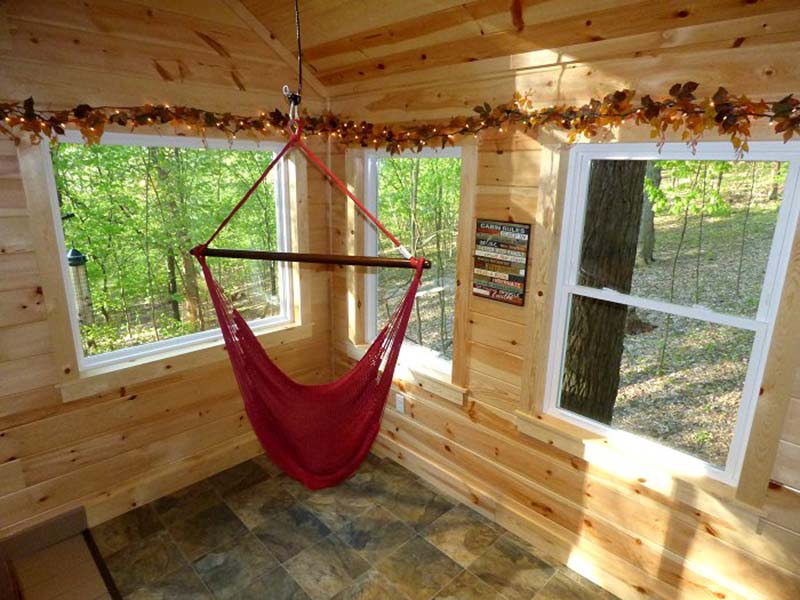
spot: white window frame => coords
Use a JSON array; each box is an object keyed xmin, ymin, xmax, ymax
[
  {"xmin": 545, "ymin": 142, "xmax": 800, "ymax": 486},
  {"xmin": 363, "ymin": 147, "xmax": 461, "ymax": 372},
  {"xmin": 43, "ymin": 131, "xmax": 294, "ymax": 372}
]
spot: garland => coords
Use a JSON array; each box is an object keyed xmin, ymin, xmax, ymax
[{"xmin": 1, "ymin": 82, "xmax": 799, "ymax": 154}]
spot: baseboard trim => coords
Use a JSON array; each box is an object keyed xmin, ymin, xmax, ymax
[{"xmin": 0, "ymin": 507, "xmax": 87, "ymax": 560}]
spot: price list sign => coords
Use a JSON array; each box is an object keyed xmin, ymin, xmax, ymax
[{"xmin": 472, "ymin": 220, "xmax": 531, "ymax": 306}]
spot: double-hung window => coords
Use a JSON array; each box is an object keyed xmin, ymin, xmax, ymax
[
  {"xmin": 47, "ymin": 132, "xmax": 293, "ymax": 371},
  {"xmin": 546, "ymin": 142, "xmax": 800, "ymax": 484},
  {"xmin": 363, "ymin": 148, "xmax": 461, "ymax": 373}
]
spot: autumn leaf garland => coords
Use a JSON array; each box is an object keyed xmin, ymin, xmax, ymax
[{"xmin": 1, "ymin": 83, "xmax": 799, "ymax": 154}]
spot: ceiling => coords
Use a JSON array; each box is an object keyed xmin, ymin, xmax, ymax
[
  {"xmin": 242, "ymin": 0, "xmax": 800, "ymax": 93},
  {"xmin": 2, "ymin": 0, "xmax": 799, "ymax": 110}
]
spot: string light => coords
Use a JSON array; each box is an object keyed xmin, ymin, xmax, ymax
[{"xmin": 1, "ymin": 84, "xmax": 794, "ymax": 152}]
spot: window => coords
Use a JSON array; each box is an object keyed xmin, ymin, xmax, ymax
[
  {"xmin": 364, "ymin": 149, "xmax": 461, "ymax": 371},
  {"xmin": 547, "ymin": 143, "xmax": 800, "ymax": 484},
  {"xmin": 48, "ymin": 133, "xmax": 293, "ymax": 370}
]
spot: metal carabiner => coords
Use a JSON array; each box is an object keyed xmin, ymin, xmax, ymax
[{"xmin": 282, "ymin": 85, "xmax": 301, "ymax": 122}]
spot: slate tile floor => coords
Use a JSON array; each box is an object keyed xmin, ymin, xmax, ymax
[{"xmin": 91, "ymin": 454, "xmax": 618, "ymax": 599}]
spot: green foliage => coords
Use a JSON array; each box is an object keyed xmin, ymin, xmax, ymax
[
  {"xmin": 645, "ymin": 161, "xmax": 730, "ymax": 217},
  {"xmin": 376, "ymin": 157, "xmax": 461, "ymax": 359},
  {"xmin": 53, "ymin": 142, "xmax": 284, "ymax": 356}
]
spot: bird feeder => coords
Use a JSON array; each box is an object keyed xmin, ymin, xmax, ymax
[{"xmin": 66, "ymin": 248, "xmax": 94, "ymax": 325}]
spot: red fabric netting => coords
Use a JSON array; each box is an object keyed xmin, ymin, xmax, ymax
[
  {"xmin": 194, "ymin": 129, "xmax": 424, "ymax": 489},
  {"xmin": 198, "ymin": 257, "xmax": 422, "ymax": 489}
]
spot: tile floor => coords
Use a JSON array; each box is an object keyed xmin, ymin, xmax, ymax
[{"xmin": 90, "ymin": 454, "xmax": 618, "ymax": 600}]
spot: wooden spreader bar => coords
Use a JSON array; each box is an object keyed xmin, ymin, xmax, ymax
[{"xmin": 191, "ymin": 247, "xmax": 431, "ymax": 269}]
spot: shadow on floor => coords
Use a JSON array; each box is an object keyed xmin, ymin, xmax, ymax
[{"xmin": 90, "ymin": 453, "xmax": 618, "ymax": 600}]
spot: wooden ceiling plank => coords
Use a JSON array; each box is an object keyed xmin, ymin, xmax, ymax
[
  {"xmin": 4, "ymin": 17, "xmax": 298, "ymax": 96},
  {"xmin": 302, "ymin": 0, "xmax": 516, "ymax": 62},
  {"xmin": 328, "ymin": 8, "xmax": 800, "ymax": 99},
  {"xmin": 307, "ymin": 0, "xmax": 640, "ymax": 72},
  {"xmin": 0, "ymin": 1, "xmax": 10, "ymax": 52},
  {"xmin": 0, "ymin": 56, "xmax": 325, "ymax": 114},
  {"xmin": 317, "ymin": 0, "xmax": 798, "ymax": 86},
  {"xmin": 222, "ymin": 0, "xmax": 328, "ymax": 99},
  {"xmin": 124, "ymin": 0, "xmax": 246, "ymax": 27},
  {"xmin": 331, "ymin": 39, "xmax": 800, "ymax": 123},
  {"xmin": 243, "ymin": 0, "xmax": 468, "ymax": 53},
  {"xmin": 5, "ymin": 0, "xmax": 286, "ymax": 69}
]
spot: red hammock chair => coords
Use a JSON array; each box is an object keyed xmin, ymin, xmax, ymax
[{"xmin": 192, "ymin": 125, "xmax": 425, "ymax": 489}]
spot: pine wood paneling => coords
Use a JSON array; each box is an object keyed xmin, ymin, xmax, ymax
[
  {"xmin": 0, "ymin": 104, "xmax": 332, "ymax": 541},
  {"xmin": 0, "ymin": 287, "xmax": 45, "ymax": 327},
  {"xmin": 0, "ymin": 321, "xmax": 51, "ymax": 362},
  {"xmin": 774, "ymin": 441, "xmax": 800, "ymax": 490},
  {"xmin": 0, "ymin": 253, "xmax": 40, "ymax": 293},
  {"xmin": 783, "ymin": 398, "xmax": 800, "ymax": 446},
  {"xmin": 326, "ymin": 9, "xmax": 800, "ymax": 595},
  {"xmin": 2, "ymin": 2, "xmax": 800, "ymax": 599}
]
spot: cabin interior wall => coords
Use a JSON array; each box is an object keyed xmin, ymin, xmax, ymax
[
  {"xmin": 0, "ymin": 2, "xmax": 799, "ymax": 599},
  {"xmin": 326, "ymin": 25, "xmax": 800, "ymax": 600},
  {"xmin": 0, "ymin": 1, "xmax": 334, "ymax": 541}
]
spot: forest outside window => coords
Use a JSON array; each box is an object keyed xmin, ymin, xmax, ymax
[
  {"xmin": 546, "ymin": 143, "xmax": 800, "ymax": 484},
  {"xmin": 364, "ymin": 149, "xmax": 461, "ymax": 373},
  {"xmin": 48, "ymin": 133, "xmax": 293, "ymax": 370}
]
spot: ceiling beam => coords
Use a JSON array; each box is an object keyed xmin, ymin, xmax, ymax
[
  {"xmin": 222, "ymin": 0, "xmax": 329, "ymax": 99},
  {"xmin": 316, "ymin": 0, "xmax": 796, "ymax": 86}
]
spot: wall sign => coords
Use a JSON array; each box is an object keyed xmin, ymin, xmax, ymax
[{"xmin": 472, "ymin": 219, "xmax": 531, "ymax": 306}]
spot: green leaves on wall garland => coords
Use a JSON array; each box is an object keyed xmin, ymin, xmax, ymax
[{"xmin": 2, "ymin": 83, "xmax": 799, "ymax": 154}]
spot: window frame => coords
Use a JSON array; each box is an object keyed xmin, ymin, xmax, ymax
[
  {"xmin": 362, "ymin": 147, "xmax": 462, "ymax": 374},
  {"xmin": 545, "ymin": 142, "xmax": 800, "ymax": 486},
  {"xmin": 45, "ymin": 131, "xmax": 295, "ymax": 373}
]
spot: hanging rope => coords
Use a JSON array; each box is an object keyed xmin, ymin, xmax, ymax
[
  {"xmin": 282, "ymin": 0, "xmax": 303, "ymax": 120},
  {"xmin": 210, "ymin": 0, "xmax": 412, "ymax": 259},
  {"xmin": 294, "ymin": 0, "xmax": 302, "ymax": 99}
]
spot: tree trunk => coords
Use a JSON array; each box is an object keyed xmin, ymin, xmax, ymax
[
  {"xmin": 166, "ymin": 252, "xmax": 181, "ymax": 321},
  {"xmin": 409, "ymin": 159, "xmax": 423, "ymax": 344},
  {"xmin": 695, "ymin": 164, "xmax": 709, "ymax": 303},
  {"xmin": 161, "ymin": 149, "xmax": 203, "ymax": 328},
  {"xmin": 736, "ymin": 163, "xmax": 758, "ymax": 296},
  {"xmin": 143, "ymin": 158, "xmax": 160, "ymax": 340},
  {"xmin": 769, "ymin": 161, "xmax": 781, "ymax": 200},
  {"xmin": 98, "ymin": 262, "xmax": 111, "ymax": 324},
  {"xmin": 435, "ymin": 183, "xmax": 447, "ymax": 354},
  {"xmin": 637, "ymin": 162, "xmax": 660, "ymax": 265},
  {"xmin": 561, "ymin": 160, "xmax": 647, "ymax": 425}
]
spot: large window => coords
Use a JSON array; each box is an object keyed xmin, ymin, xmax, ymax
[
  {"xmin": 364, "ymin": 150, "xmax": 461, "ymax": 371},
  {"xmin": 49, "ymin": 133, "xmax": 292, "ymax": 369},
  {"xmin": 547, "ymin": 143, "xmax": 800, "ymax": 484}
]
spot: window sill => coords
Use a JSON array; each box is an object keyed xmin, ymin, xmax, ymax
[
  {"xmin": 514, "ymin": 410, "xmax": 752, "ymax": 505},
  {"xmin": 58, "ymin": 318, "xmax": 302, "ymax": 403},
  {"xmin": 344, "ymin": 342, "xmax": 467, "ymax": 406}
]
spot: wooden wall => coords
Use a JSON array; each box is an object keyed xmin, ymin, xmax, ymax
[
  {"xmin": 0, "ymin": 0, "xmax": 326, "ymax": 113},
  {"xmin": 1, "ymin": 2, "xmax": 800, "ymax": 598},
  {"xmin": 327, "ymin": 16, "xmax": 800, "ymax": 600},
  {"xmin": 0, "ymin": 0, "xmax": 335, "ymax": 538},
  {"xmin": 0, "ymin": 135, "xmax": 334, "ymax": 537}
]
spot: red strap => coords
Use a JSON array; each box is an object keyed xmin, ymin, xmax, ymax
[
  {"xmin": 203, "ymin": 130, "xmax": 301, "ymax": 248},
  {"xmin": 202, "ymin": 122, "xmax": 403, "ymax": 252},
  {"xmin": 296, "ymin": 137, "xmax": 402, "ymax": 248}
]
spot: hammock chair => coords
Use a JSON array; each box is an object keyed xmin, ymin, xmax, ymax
[
  {"xmin": 191, "ymin": 0, "xmax": 429, "ymax": 489},
  {"xmin": 191, "ymin": 116, "xmax": 428, "ymax": 489}
]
